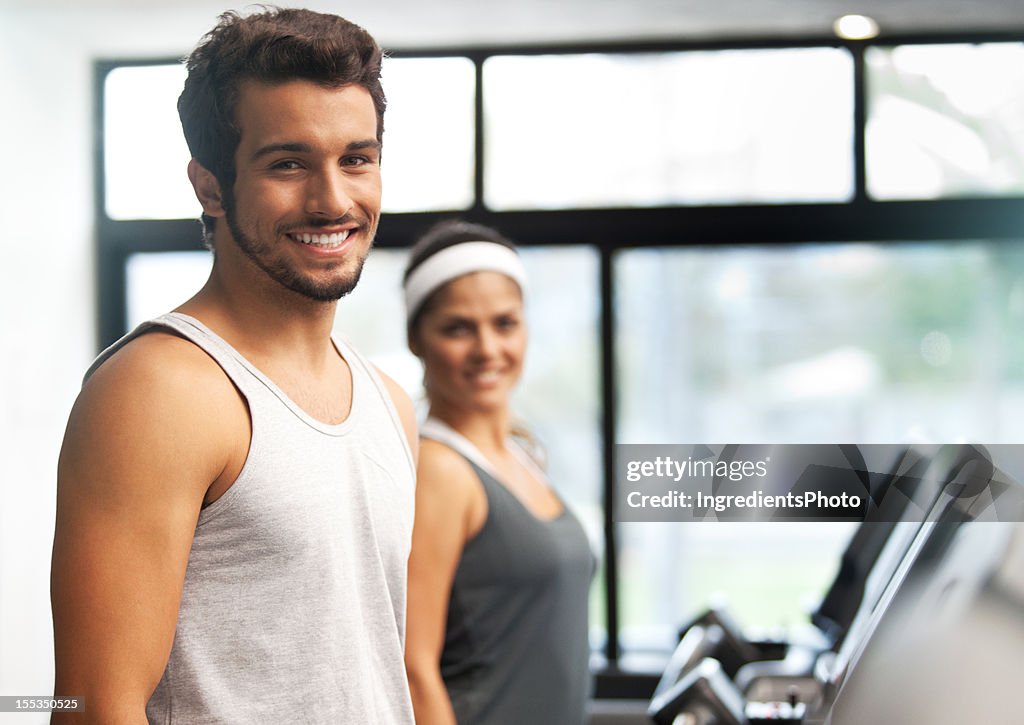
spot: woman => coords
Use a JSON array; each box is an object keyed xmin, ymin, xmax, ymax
[{"xmin": 403, "ymin": 220, "xmax": 595, "ymax": 725}]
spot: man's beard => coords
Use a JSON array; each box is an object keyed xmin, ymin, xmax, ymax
[{"xmin": 224, "ymin": 200, "xmax": 371, "ymax": 302}]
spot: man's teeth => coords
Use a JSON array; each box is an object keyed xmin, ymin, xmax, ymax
[
  {"xmin": 292, "ymin": 230, "xmax": 351, "ymax": 247},
  {"xmin": 473, "ymin": 371, "xmax": 500, "ymax": 382}
]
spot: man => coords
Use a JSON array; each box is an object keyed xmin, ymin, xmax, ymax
[{"xmin": 51, "ymin": 8, "xmax": 417, "ymax": 723}]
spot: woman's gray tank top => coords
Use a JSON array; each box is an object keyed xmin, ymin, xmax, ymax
[
  {"xmin": 85, "ymin": 312, "xmax": 416, "ymax": 724},
  {"xmin": 423, "ymin": 425, "xmax": 595, "ymax": 725}
]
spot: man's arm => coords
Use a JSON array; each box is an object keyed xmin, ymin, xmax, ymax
[
  {"xmin": 375, "ymin": 367, "xmax": 419, "ymax": 464},
  {"xmin": 51, "ymin": 333, "xmax": 247, "ymax": 724}
]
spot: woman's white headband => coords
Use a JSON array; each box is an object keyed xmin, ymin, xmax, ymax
[{"xmin": 404, "ymin": 241, "xmax": 527, "ymax": 319}]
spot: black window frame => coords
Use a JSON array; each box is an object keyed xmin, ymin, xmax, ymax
[{"xmin": 94, "ymin": 30, "xmax": 1024, "ymax": 691}]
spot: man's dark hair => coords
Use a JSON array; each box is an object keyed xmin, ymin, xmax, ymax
[{"xmin": 177, "ymin": 6, "xmax": 386, "ymax": 239}]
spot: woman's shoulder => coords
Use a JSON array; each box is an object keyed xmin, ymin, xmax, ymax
[
  {"xmin": 415, "ymin": 438, "xmax": 489, "ymax": 537},
  {"xmin": 417, "ymin": 438, "xmax": 484, "ymax": 491}
]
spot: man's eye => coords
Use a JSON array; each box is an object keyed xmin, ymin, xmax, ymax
[
  {"xmin": 496, "ymin": 316, "xmax": 519, "ymax": 330},
  {"xmin": 270, "ymin": 160, "xmax": 302, "ymax": 170},
  {"xmin": 342, "ymin": 155, "xmax": 370, "ymax": 167}
]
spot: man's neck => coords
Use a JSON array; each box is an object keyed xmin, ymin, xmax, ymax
[{"xmin": 177, "ymin": 256, "xmax": 340, "ymax": 376}]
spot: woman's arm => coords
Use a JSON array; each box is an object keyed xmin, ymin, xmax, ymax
[{"xmin": 405, "ymin": 440, "xmax": 487, "ymax": 725}]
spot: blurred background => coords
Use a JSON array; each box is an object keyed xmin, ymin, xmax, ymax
[{"xmin": 3, "ymin": 0, "xmax": 1024, "ymax": 716}]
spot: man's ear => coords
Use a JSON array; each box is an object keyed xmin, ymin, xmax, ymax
[{"xmin": 187, "ymin": 159, "xmax": 226, "ymax": 218}]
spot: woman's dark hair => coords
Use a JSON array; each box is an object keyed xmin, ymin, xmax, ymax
[
  {"xmin": 403, "ymin": 219, "xmax": 519, "ymax": 332},
  {"xmin": 177, "ymin": 6, "xmax": 386, "ymax": 239},
  {"xmin": 404, "ymin": 219, "xmax": 516, "ymax": 280}
]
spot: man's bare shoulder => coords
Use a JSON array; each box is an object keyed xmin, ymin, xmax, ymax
[
  {"xmin": 64, "ymin": 330, "xmax": 248, "ymax": 495},
  {"xmin": 85, "ymin": 329, "xmax": 234, "ymax": 399}
]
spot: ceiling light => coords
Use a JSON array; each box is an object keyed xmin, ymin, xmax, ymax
[{"xmin": 833, "ymin": 14, "xmax": 880, "ymax": 40}]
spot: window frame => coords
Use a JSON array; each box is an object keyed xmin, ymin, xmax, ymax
[{"xmin": 94, "ymin": 30, "xmax": 1024, "ymax": 690}]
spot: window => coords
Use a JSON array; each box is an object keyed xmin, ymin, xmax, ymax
[
  {"xmin": 379, "ymin": 57, "xmax": 476, "ymax": 212},
  {"xmin": 615, "ymin": 240, "xmax": 1024, "ymax": 646},
  {"xmin": 484, "ymin": 48, "xmax": 853, "ymax": 210},
  {"xmin": 103, "ymin": 57, "xmax": 477, "ymax": 220},
  {"xmin": 104, "ymin": 64, "xmax": 192, "ymax": 220},
  {"xmin": 867, "ymin": 42, "xmax": 1024, "ymax": 200}
]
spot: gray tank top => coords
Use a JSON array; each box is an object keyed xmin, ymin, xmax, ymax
[
  {"xmin": 85, "ymin": 313, "xmax": 416, "ymax": 725},
  {"xmin": 423, "ymin": 423, "xmax": 595, "ymax": 725}
]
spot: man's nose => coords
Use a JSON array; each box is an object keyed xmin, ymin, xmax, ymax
[{"xmin": 305, "ymin": 168, "xmax": 354, "ymax": 219}]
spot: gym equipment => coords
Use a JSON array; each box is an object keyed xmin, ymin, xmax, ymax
[
  {"xmin": 648, "ymin": 443, "xmax": 1015, "ymax": 724},
  {"xmin": 662, "ymin": 446, "xmax": 933, "ymax": 692}
]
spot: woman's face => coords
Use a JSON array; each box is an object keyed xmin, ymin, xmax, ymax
[{"xmin": 412, "ymin": 271, "xmax": 526, "ymax": 416}]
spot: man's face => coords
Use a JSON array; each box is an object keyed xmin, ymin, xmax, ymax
[{"xmin": 220, "ymin": 79, "xmax": 382, "ymax": 301}]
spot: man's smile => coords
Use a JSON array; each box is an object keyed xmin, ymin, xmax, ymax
[{"xmin": 287, "ymin": 230, "xmax": 352, "ymax": 248}]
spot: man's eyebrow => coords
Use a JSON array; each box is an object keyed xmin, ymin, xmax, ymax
[
  {"xmin": 251, "ymin": 142, "xmax": 312, "ymax": 161},
  {"xmin": 347, "ymin": 139, "xmax": 381, "ymax": 153},
  {"xmin": 250, "ymin": 139, "xmax": 381, "ymax": 161}
]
